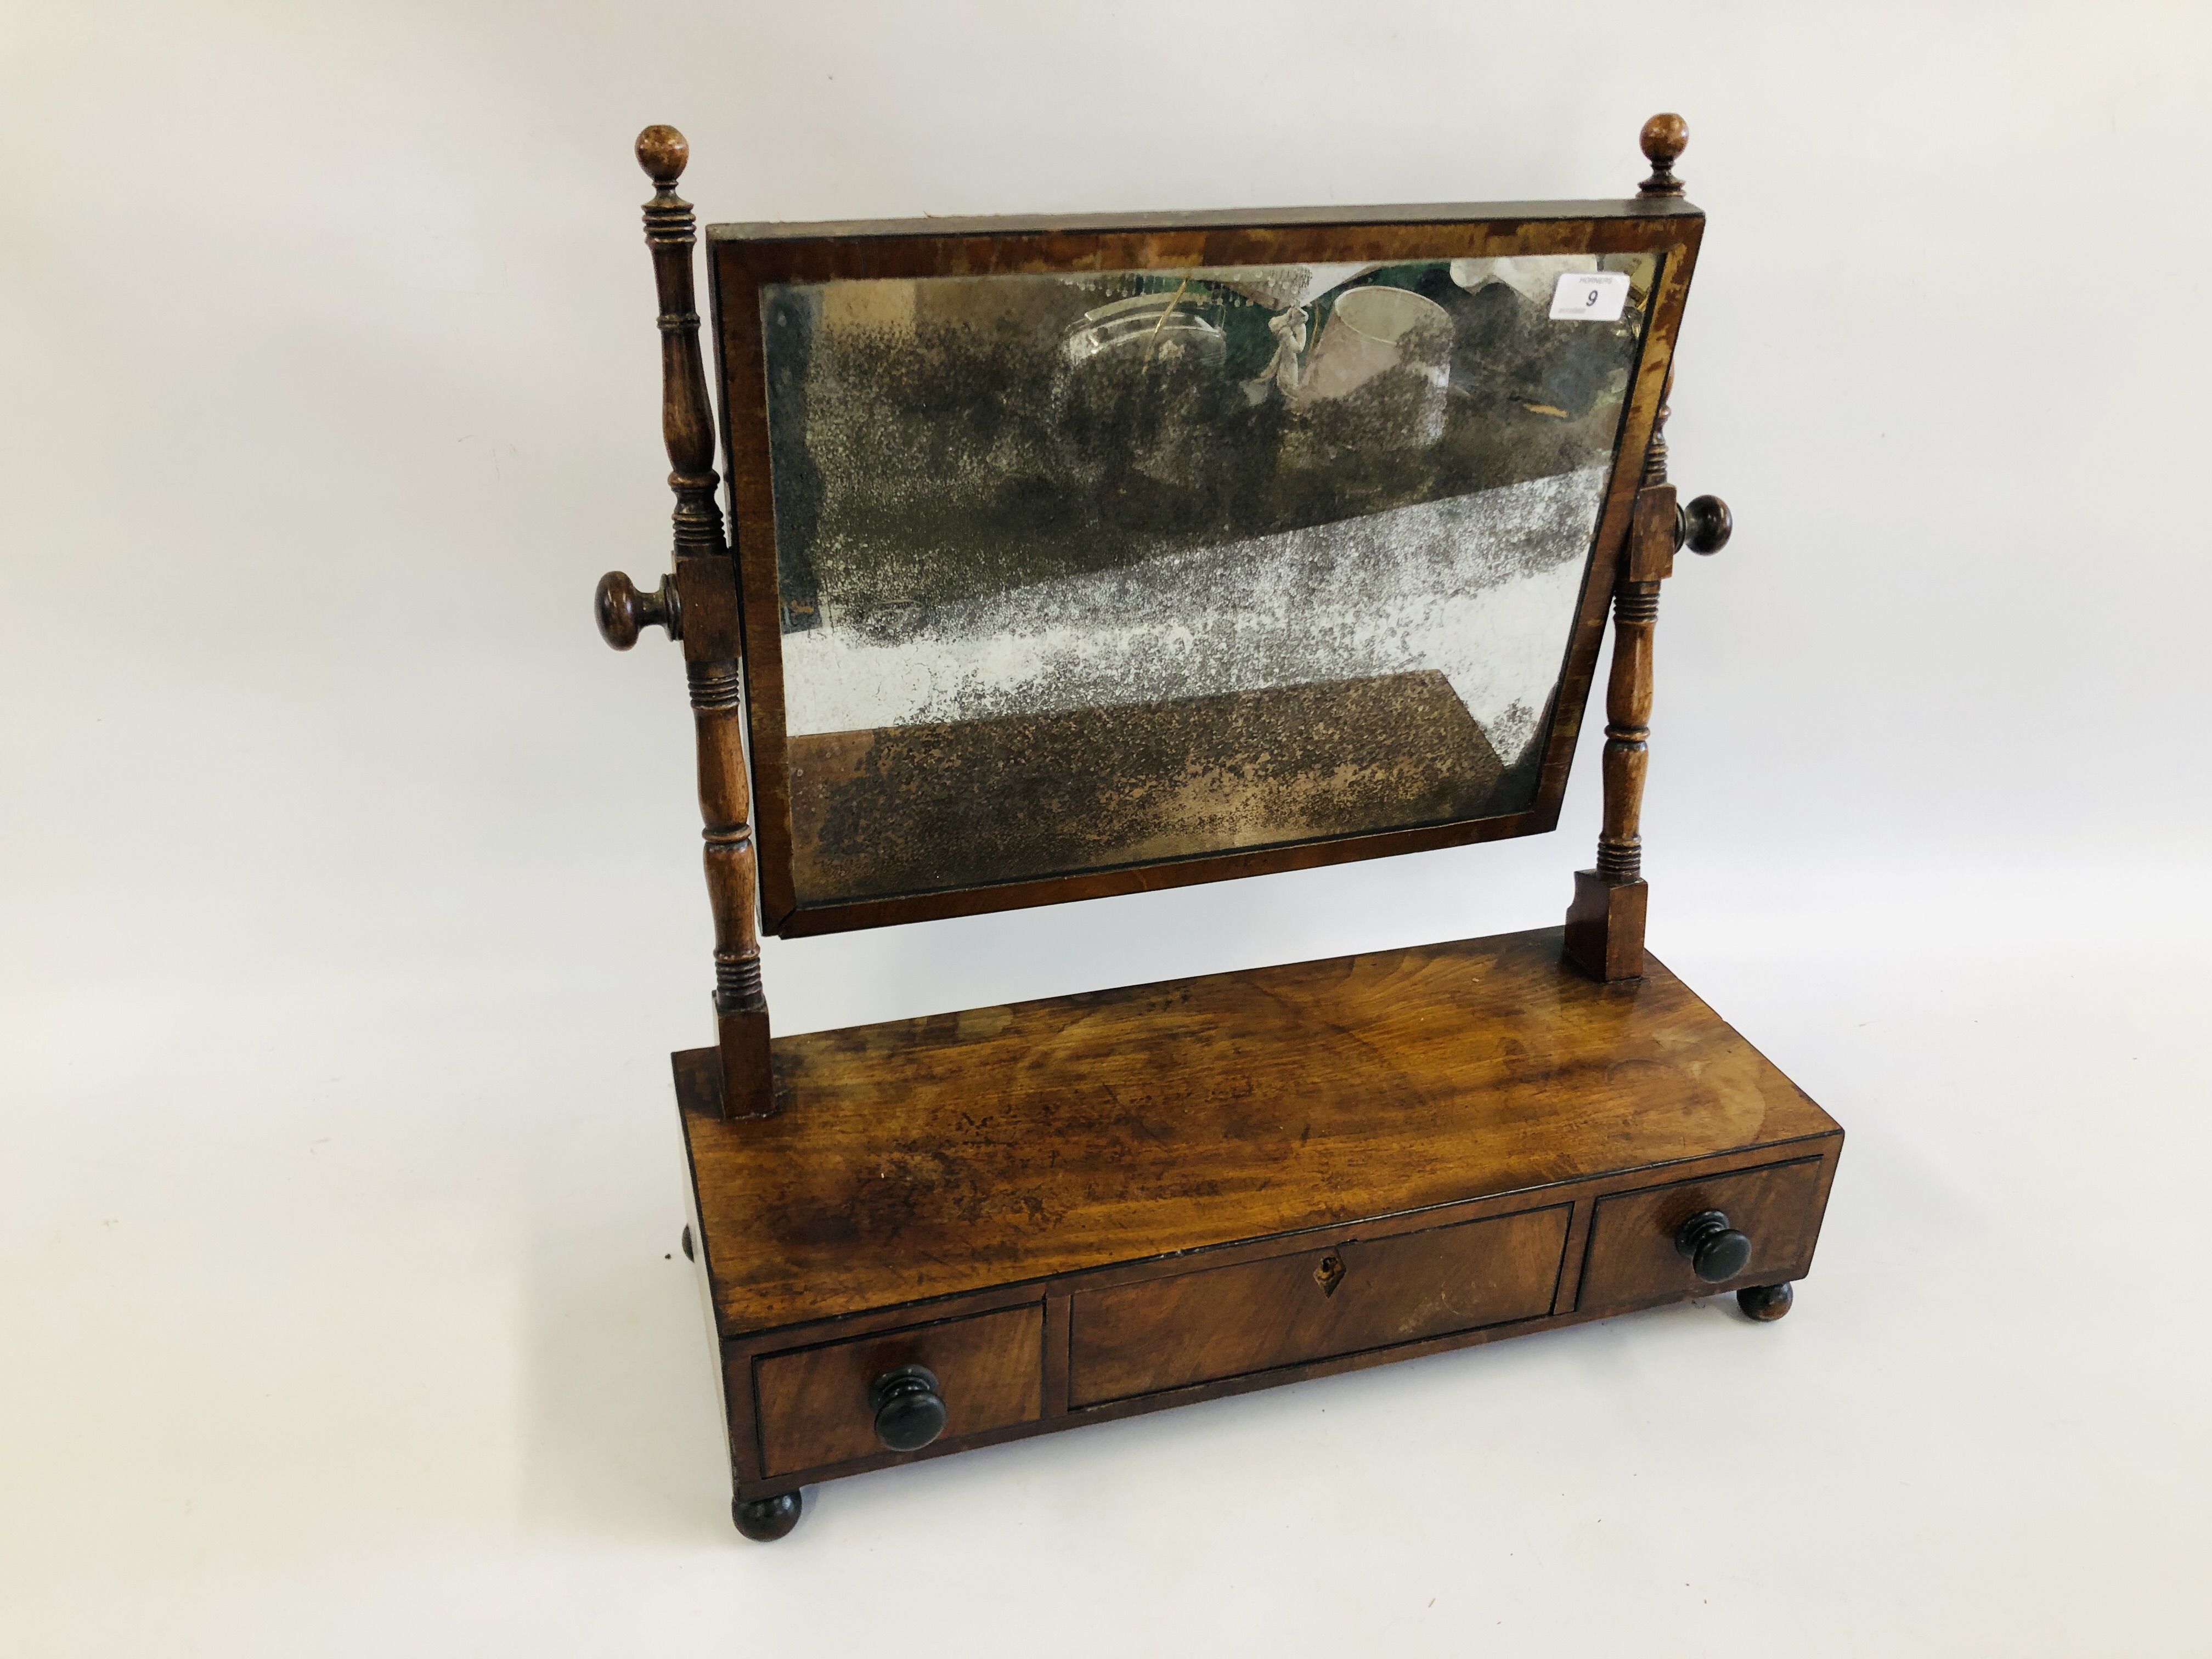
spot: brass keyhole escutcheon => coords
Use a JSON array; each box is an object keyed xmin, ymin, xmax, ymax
[{"xmin": 1314, "ymin": 1253, "xmax": 1346, "ymax": 1296}]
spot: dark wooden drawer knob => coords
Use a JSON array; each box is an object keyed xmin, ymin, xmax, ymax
[
  {"xmin": 1679, "ymin": 494, "xmax": 1732, "ymax": 555},
  {"xmin": 594, "ymin": 569, "xmax": 681, "ymax": 649},
  {"xmin": 868, "ymin": 1364, "xmax": 946, "ymax": 1453},
  {"xmin": 1674, "ymin": 1209, "xmax": 1753, "ymax": 1283}
]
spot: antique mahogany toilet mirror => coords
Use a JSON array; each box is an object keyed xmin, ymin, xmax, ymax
[{"xmin": 595, "ymin": 114, "xmax": 1839, "ymax": 1542}]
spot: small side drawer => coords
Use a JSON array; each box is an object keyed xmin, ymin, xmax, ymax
[
  {"xmin": 1577, "ymin": 1156, "xmax": 1827, "ymax": 1312},
  {"xmin": 754, "ymin": 1304, "xmax": 1042, "ymax": 1477},
  {"xmin": 1069, "ymin": 1204, "xmax": 1570, "ymax": 1408}
]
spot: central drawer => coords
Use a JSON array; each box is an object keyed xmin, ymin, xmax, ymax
[{"xmin": 1068, "ymin": 1204, "xmax": 1570, "ymax": 1407}]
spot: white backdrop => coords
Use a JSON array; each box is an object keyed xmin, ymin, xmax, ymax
[{"xmin": 4, "ymin": 3, "xmax": 2208, "ymax": 1653}]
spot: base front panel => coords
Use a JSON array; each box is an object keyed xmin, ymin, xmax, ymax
[{"xmin": 716, "ymin": 1136, "xmax": 1840, "ymax": 1500}]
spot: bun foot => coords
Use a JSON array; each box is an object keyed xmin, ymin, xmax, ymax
[
  {"xmin": 733, "ymin": 1490, "xmax": 803, "ymax": 1542},
  {"xmin": 1737, "ymin": 1282, "xmax": 1794, "ymax": 1322}
]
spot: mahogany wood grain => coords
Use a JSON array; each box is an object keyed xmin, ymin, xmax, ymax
[
  {"xmin": 1565, "ymin": 870, "xmax": 1649, "ymax": 981},
  {"xmin": 1576, "ymin": 1157, "xmax": 1827, "ymax": 1311},
  {"xmin": 753, "ymin": 1304, "xmax": 1043, "ymax": 1477},
  {"xmin": 678, "ymin": 924, "xmax": 1837, "ymax": 1337},
  {"xmin": 1067, "ymin": 1203, "xmax": 1570, "ymax": 1407}
]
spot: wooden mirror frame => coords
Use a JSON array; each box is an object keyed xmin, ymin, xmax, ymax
[{"xmin": 704, "ymin": 199, "xmax": 1706, "ymax": 938}]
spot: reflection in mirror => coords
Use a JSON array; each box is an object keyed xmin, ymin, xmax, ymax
[{"xmin": 760, "ymin": 253, "xmax": 1656, "ymax": 905}]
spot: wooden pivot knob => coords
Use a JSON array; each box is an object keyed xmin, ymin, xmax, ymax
[
  {"xmin": 595, "ymin": 569, "xmax": 680, "ymax": 649},
  {"xmin": 870, "ymin": 1364, "xmax": 946, "ymax": 1452},
  {"xmin": 1675, "ymin": 1209, "xmax": 1753, "ymax": 1284},
  {"xmin": 1679, "ymin": 494, "xmax": 1732, "ymax": 555}
]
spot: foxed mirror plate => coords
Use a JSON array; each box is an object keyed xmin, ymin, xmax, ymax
[{"xmin": 754, "ymin": 251, "xmax": 1657, "ymax": 908}]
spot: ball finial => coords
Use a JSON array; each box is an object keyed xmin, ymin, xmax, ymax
[
  {"xmin": 636, "ymin": 125, "xmax": 689, "ymax": 188},
  {"xmin": 1638, "ymin": 112, "xmax": 1688, "ymax": 196}
]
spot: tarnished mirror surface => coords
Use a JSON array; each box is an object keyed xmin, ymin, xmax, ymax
[{"xmin": 758, "ymin": 253, "xmax": 1657, "ymax": 906}]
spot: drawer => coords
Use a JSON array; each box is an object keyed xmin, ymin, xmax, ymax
[
  {"xmin": 754, "ymin": 1304, "xmax": 1042, "ymax": 1477},
  {"xmin": 1577, "ymin": 1156, "xmax": 1826, "ymax": 1312},
  {"xmin": 1069, "ymin": 1204, "xmax": 1570, "ymax": 1408}
]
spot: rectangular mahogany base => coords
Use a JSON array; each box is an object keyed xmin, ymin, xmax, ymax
[{"xmin": 673, "ymin": 925, "xmax": 1842, "ymax": 1506}]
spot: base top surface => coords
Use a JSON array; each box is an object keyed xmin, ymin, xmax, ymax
[{"xmin": 679, "ymin": 924, "xmax": 1835, "ymax": 1336}]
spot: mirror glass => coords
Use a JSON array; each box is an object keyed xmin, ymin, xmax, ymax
[{"xmin": 759, "ymin": 252, "xmax": 1657, "ymax": 905}]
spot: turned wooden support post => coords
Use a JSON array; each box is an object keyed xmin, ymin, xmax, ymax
[
  {"xmin": 597, "ymin": 125, "xmax": 772, "ymax": 1119},
  {"xmin": 691, "ymin": 648, "xmax": 772, "ymax": 1121},
  {"xmin": 1565, "ymin": 385, "xmax": 1671, "ymax": 980},
  {"xmin": 1566, "ymin": 115, "xmax": 1732, "ymax": 981}
]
